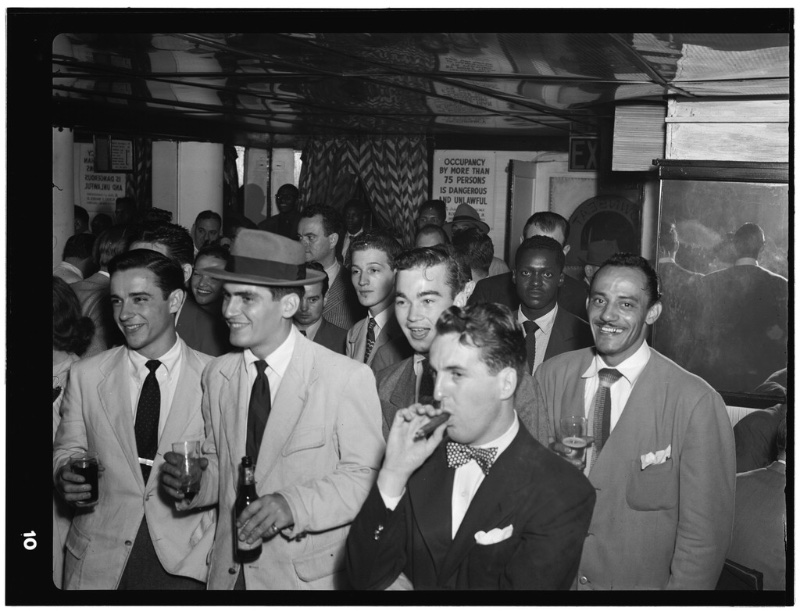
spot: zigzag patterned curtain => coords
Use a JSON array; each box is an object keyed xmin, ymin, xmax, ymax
[
  {"xmin": 299, "ymin": 136, "xmax": 428, "ymax": 246},
  {"xmin": 125, "ymin": 137, "xmax": 152, "ymax": 209}
]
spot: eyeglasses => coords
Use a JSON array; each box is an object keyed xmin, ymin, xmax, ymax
[{"xmin": 298, "ymin": 234, "xmax": 319, "ymax": 245}]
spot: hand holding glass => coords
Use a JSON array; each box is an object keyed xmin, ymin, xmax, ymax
[
  {"xmin": 70, "ymin": 451, "xmax": 100, "ymax": 505},
  {"xmin": 172, "ymin": 441, "xmax": 202, "ymax": 500},
  {"xmin": 556, "ymin": 416, "xmax": 590, "ymax": 470}
]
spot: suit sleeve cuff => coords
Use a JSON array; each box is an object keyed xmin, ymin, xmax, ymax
[{"xmin": 377, "ymin": 484, "xmax": 406, "ymax": 511}]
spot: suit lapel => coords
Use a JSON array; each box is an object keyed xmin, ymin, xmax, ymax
[
  {"xmin": 388, "ymin": 359, "xmax": 417, "ymax": 420},
  {"xmin": 544, "ymin": 310, "xmax": 569, "ymax": 361},
  {"xmin": 255, "ymin": 336, "xmax": 316, "ymax": 484},
  {"xmin": 97, "ymin": 348, "xmax": 142, "ymax": 488},
  {"xmin": 219, "ymin": 354, "xmax": 248, "ymax": 473},
  {"xmin": 324, "ymin": 270, "xmax": 345, "ymax": 314},
  {"xmin": 438, "ymin": 430, "xmax": 529, "ymax": 583},
  {"xmin": 408, "ymin": 443, "xmax": 455, "ymax": 575}
]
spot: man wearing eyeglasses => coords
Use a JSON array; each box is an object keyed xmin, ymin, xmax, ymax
[
  {"xmin": 297, "ymin": 204, "xmax": 365, "ymax": 330},
  {"xmin": 257, "ymin": 183, "xmax": 302, "ymax": 239}
]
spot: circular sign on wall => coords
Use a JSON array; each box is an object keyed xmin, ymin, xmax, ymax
[{"xmin": 565, "ymin": 195, "xmax": 640, "ymax": 268}]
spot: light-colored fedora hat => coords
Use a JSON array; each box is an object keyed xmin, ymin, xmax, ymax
[
  {"xmin": 443, "ymin": 203, "xmax": 491, "ymax": 234},
  {"xmin": 579, "ymin": 239, "xmax": 619, "ymax": 266},
  {"xmin": 204, "ymin": 229, "xmax": 325, "ymax": 287}
]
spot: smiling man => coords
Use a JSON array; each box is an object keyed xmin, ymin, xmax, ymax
[
  {"xmin": 160, "ymin": 229, "xmax": 384, "ymax": 590},
  {"xmin": 346, "ymin": 303, "xmax": 595, "ymax": 590},
  {"xmin": 532, "ymin": 253, "xmax": 735, "ymax": 590},
  {"xmin": 345, "ymin": 229, "xmax": 411, "ymax": 371},
  {"xmin": 191, "ymin": 210, "xmax": 222, "ymax": 254},
  {"xmin": 513, "ymin": 236, "xmax": 592, "ymax": 376},
  {"xmin": 53, "ymin": 249, "xmax": 215, "ymax": 589}
]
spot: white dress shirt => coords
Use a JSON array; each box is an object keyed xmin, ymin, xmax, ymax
[
  {"xmin": 581, "ymin": 341, "xmax": 651, "ymax": 470},
  {"xmin": 412, "ymin": 353, "xmax": 428, "ymax": 402},
  {"xmin": 379, "ymin": 413, "xmax": 520, "ymax": 540},
  {"xmin": 242, "ymin": 326, "xmax": 297, "ymax": 407},
  {"xmin": 324, "ymin": 260, "xmax": 341, "ymax": 288},
  {"xmin": 128, "ymin": 337, "xmax": 184, "ymax": 440},
  {"xmin": 341, "ymin": 228, "xmax": 364, "ymax": 261},
  {"xmin": 517, "ymin": 305, "xmax": 558, "ymax": 376}
]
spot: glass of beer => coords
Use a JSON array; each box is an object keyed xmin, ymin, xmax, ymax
[
  {"xmin": 70, "ymin": 451, "xmax": 100, "ymax": 505},
  {"xmin": 172, "ymin": 441, "xmax": 202, "ymax": 500},
  {"xmin": 558, "ymin": 416, "xmax": 589, "ymax": 470}
]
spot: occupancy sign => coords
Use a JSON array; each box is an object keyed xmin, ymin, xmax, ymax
[{"xmin": 432, "ymin": 151, "xmax": 496, "ymax": 222}]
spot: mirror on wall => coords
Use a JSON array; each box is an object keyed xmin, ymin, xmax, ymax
[{"xmin": 653, "ymin": 168, "xmax": 788, "ymax": 406}]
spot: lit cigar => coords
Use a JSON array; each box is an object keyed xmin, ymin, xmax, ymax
[{"xmin": 413, "ymin": 412, "xmax": 450, "ymax": 441}]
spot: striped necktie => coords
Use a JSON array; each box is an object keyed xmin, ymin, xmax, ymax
[{"xmin": 591, "ymin": 368, "xmax": 623, "ymax": 467}]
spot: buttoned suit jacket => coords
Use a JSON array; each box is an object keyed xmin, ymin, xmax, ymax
[
  {"xmin": 727, "ymin": 461, "xmax": 786, "ymax": 591},
  {"xmin": 345, "ymin": 426, "xmax": 596, "ymax": 589},
  {"xmin": 312, "ymin": 318, "xmax": 348, "ymax": 355},
  {"xmin": 347, "ymin": 314, "xmax": 412, "ymax": 370},
  {"xmin": 375, "ymin": 356, "xmax": 549, "ymax": 444},
  {"xmin": 323, "ymin": 267, "xmax": 367, "ymax": 330},
  {"xmin": 177, "ymin": 297, "xmax": 228, "ymax": 357},
  {"xmin": 532, "ymin": 347, "xmax": 736, "ymax": 590},
  {"xmin": 191, "ymin": 333, "xmax": 385, "ymax": 589},
  {"xmin": 71, "ymin": 272, "xmax": 123, "ymax": 358},
  {"xmin": 469, "ymin": 272, "xmax": 588, "ymax": 321},
  {"xmin": 52, "ymin": 340, "xmax": 216, "ymax": 589}
]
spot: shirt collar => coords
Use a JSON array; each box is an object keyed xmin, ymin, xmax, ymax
[
  {"xmin": 99, "ymin": 270, "xmax": 110, "ymax": 278},
  {"xmin": 300, "ymin": 317, "xmax": 323, "ymax": 339},
  {"xmin": 581, "ymin": 341, "xmax": 651, "ymax": 385},
  {"xmin": 128, "ymin": 336, "xmax": 182, "ymax": 376},
  {"xmin": 324, "ymin": 260, "xmax": 340, "ymax": 283},
  {"xmin": 372, "ymin": 303, "xmax": 395, "ymax": 329},
  {"xmin": 348, "ymin": 229, "xmax": 364, "ymax": 239},
  {"xmin": 517, "ymin": 304, "xmax": 558, "ymax": 333},
  {"xmin": 243, "ymin": 325, "xmax": 297, "ymax": 378},
  {"xmin": 474, "ymin": 412, "xmax": 519, "ymax": 457},
  {"xmin": 60, "ymin": 260, "xmax": 84, "ymax": 278}
]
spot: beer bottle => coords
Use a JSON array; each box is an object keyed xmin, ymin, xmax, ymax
[{"xmin": 234, "ymin": 456, "xmax": 262, "ymax": 562}]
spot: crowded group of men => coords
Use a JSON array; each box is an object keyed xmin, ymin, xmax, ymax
[{"xmin": 52, "ymin": 188, "xmax": 785, "ymax": 592}]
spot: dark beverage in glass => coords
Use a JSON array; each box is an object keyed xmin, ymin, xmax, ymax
[
  {"xmin": 234, "ymin": 456, "xmax": 262, "ymax": 563},
  {"xmin": 180, "ymin": 481, "xmax": 200, "ymax": 501},
  {"xmin": 71, "ymin": 453, "xmax": 99, "ymax": 504}
]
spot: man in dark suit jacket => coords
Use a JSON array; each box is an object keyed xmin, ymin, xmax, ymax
[
  {"xmin": 346, "ymin": 303, "xmax": 595, "ymax": 590},
  {"xmin": 687, "ymin": 223, "xmax": 788, "ymax": 393},
  {"xmin": 131, "ymin": 222, "xmax": 227, "ymax": 357},
  {"xmin": 468, "ymin": 211, "xmax": 587, "ymax": 321},
  {"xmin": 293, "ymin": 262, "xmax": 348, "ymax": 355},
  {"xmin": 256, "ymin": 183, "xmax": 302, "ymax": 239},
  {"xmin": 513, "ymin": 236, "xmax": 593, "ymax": 376}
]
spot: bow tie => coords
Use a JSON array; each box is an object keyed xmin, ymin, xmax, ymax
[{"xmin": 446, "ymin": 442, "xmax": 498, "ymax": 475}]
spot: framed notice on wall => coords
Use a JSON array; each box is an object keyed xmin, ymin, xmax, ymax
[{"xmin": 94, "ymin": 135, "xmax": 134, "ymax": 172}]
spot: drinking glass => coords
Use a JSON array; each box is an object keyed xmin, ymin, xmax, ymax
[
  {"xmin": 557, "ymin": 416, "xmax": 589, "ymax": 470},
  {"xmin": 70, "ymin": 451, "xmax": 100, "ymax": 505},
  {"xmin": 172, "ymin": 441, "xmax": 202, "ymax": 500}
]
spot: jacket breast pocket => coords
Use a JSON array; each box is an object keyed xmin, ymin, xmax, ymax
[
  {"xmin": 626, "ymin": 459, "xmax": 678, "ymax": 511},
  {"xmin": 282, "ymin": 426, "xmax": 326, "ymax": 457}
]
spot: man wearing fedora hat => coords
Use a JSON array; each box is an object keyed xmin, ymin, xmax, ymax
[
  {"xmin": 443, "ymin": 203, "xmax": 510, "ymax": 278},
  {"xmin": 160, "ymin": 229, "xmax": 385, "ymax": 590}
]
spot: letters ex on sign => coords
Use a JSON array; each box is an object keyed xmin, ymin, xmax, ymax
[{"xmin": 569, "ymin": 137, "xmax": 599, "ymax": 171}]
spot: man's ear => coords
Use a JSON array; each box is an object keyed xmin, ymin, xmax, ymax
[
  {"xmin": 182, "ymin": 263, "xmax": 193, "ymax": 286},
  {"xmin": 168, "ymin": 288, "xmax": 186, "ymax": 315},
  {"xmin": 281, "ymin": 292, "xmax": 301, "ymax": 319},
  {"xmin": 328, "ymin": 232, "xmax": 340, "ymax": 249},
  {"xmin": 562, "ymin": 244, "xmax": 571, "ymax": 256},
  {"xmin": 497, "ymin": 367, "xmax": 517, "ymax": 402},
  {"xmin": 454, "ymin": 281, "xmax": 475, "ymax": 306},
  {"xmin": 645, "ymin": 301, "xmax": 662, "ymax": 326}
]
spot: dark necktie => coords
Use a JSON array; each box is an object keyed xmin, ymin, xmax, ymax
[
  {"xmin": 418, "ymin": 357, "xmax": 435, "ymax": 403},
  {"xmin": 364, "ymin": 317, "xmax": 377, "ymax": 363},
  {"xmin": 522, "ymin": 320, "xmax": 539, "ymax": 373},
  {"xmin": 591, "ymin": 368, "xmax": 623, "ymax": 467},
  {"xmin": 134, "ymin": 360, "xmax": 161, "ymax": 482},
  {"xmin": 446, "ymin": 442, "xmax": 498, "ymax": 476},
  {"xmin": 246, "ymin": 360, "xmax": 271, "ymax": 460},
  {"xmin": 299, "ymin": 329, "xmax": 307, "ymax": 337}
]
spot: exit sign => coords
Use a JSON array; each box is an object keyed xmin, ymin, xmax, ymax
[{"xmin": 569, "ymin": 136, "xmax": 599, "ymax": 171}]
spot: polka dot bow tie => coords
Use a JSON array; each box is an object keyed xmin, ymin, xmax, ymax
[{"xmin": 446, "ymin": 442, "xmax": 498, "ymax": 475}]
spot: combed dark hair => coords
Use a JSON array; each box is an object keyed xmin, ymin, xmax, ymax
[
  {"xmin": 91, "ymin": 213, "xmax": 113, "ymax": 236},
  {"xmin": 195, "ymin": 243, "xmax": 231, "ymax": 267},
  {"xmin": 53, "ymin": 275, "xmax": 94, "ymax": 355},
  {"xmin": 394, "ymin": 244, "xmax": 469, "ymax": 299},
  {"xmin": 299, "ymin": 204, "xmax": 344, "ymax": 238},
  {"xmin": 94, "ymin": 224, "xmax": 136, "ymax": 269},
  {"xmin": 63, "ymin": 232, "xmax": 96, "ymax": 260},
  {"xmin": 593, "ymin": 252, "xmax": 661, "ymax": 306},
  {"xmin": 414, "ymin": 224, "xmax": 450, "ymax": 246},
  {"xmin": 108, "ymin": 248, "xmax": 186, "ymax": 299},
  {"xmin": 436, "ymin": 303, "xmax": 527, "ymax": 382},
  {"xmin": 522, "ymin": 211, "xmax": 570, "ymax": 244},
  {"xmin": 195, "ymin": 210, "xmax": 222, "ymax": 226},
  {"xmin": 268, "ymin": 285, "xmax": 305, "ymax": 301},
  {"xmin": 74, "ymin": 205, "xmax": 89, "ymax": 224},
  {"xmin": 452, "ymin": 227, "xmax": 494, "ymax": 274},
  {"xmin": 131, "ymin": 222, "xmax": 195, "ymax": 267},
  {"xmin": 419, "ymin": 199, "xmax": 447, "ymax": 223},
  {"xmin": 304, "ymin": 261, "xmax": 329, "ymax": 296},
  {"xmin": 515, "ymin": 235, "xmax": 565, "ymax": 271},
  {"xmin": 346, "ymin": 228, "xmax": 404, "ymax": 269},
  {"xmin": 733, "ymin": 222, "xmax": 765, "ymax": 259},
  {"xmin": 142, "ymin": 207, "xmax": 173, "ymax": 225}
]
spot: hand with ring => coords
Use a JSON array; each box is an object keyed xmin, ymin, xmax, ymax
[{"xmin": 236, "ymin": 493, "xmax": 294, "ymax": 545}]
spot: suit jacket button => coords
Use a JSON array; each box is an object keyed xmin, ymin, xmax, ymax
[
  {"xmin": 125, "ymin": 540, "xmax": 132, "ymax": 546},
  {"xmin": 229, "ymin": 567, "xmax": 237, "ymax": 575},
  {"xmin": 579, "ymin": 576, "xmax": 588, "ymax": 585}
]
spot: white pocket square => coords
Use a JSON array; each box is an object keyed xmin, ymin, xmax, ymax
[
  {"xmin": 640, "ymin": 445, "xmax": 671, "ymax": 470},
  {"xmin": 474, "ymin": 524, "xmax": 513, "ymax": 545}
]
